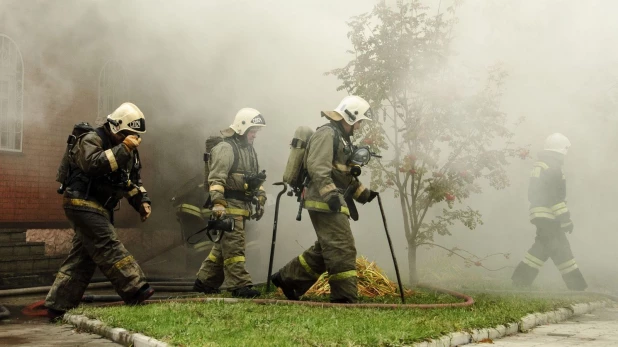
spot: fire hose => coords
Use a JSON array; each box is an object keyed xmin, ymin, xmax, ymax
[{"xmin": 72, "ymin": 283, "xmax": 475, "ymax": 310}]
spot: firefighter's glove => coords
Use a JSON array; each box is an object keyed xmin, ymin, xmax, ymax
[
  {"xmin": 123, "ymin": 135, "xmax": 142, "ymax": 151},
  {"xmin": 212, "ymin": 204, "xmax": 227, "ymax": 220},
  {"xmin": 252, "ymin": 196, "xmax": 266, "ymax": 221},
  {"xmin": 140, "ymin": 203, "xmax": 151, "ymax": 222},
  {"xmin": 367, "ymin": 190, "xmax": 379, "ymax": 203},
  {"xmin": 561, "ymin": 220, "xmax": 574, "ymax": 234},
  {"xmin": 326, "ymin": 195, "xmax": 342, "ymax": 213}
]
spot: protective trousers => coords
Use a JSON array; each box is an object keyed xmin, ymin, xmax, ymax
[
  {"xmin": 45, "ymin": 209, "xmax": 149, "ymax": 311},
  {"xmin": 511, "ymin": 220, "xmax": 587, "ymax": 291},
  {"xmin": 196, "ymin": 216, "xmax": 251, "ymax": 291},
  {"xmin": 277, "ymin": 210, "xmax": 358, "ymax": 303}
]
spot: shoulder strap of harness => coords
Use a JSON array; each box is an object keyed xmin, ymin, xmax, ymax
[
  {"xmin": 318, "ymin": 123, "xmax": 342, "ymax": 158},
  {"xmin": 67, "ymin": 128, "xmax": 112, "ymax": 201},
  {"xmin": 94, "ymin": 127, "xmax": 112, "ymax": 150},
  {"xmin": 223, "ymin": 137, "xmax": 240, "ymax": 173},
  {"xmin": 251, "ymin": 145, "xmax": 259, "ymax": 173}
]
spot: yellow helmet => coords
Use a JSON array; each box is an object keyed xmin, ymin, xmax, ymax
[
  {"xmin": 221, "ymin": 108, "xmax": 265, "ymax": 137},
  {"xmin": 107, "ymin": 102, "xmax": 146, "ymax": 134}
]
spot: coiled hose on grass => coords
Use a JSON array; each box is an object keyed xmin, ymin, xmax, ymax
[
  {"xmin": 92, "ymin": 282, "xmax": 475, "ymax": 309},
  {"xmin": 15, "ymin": 284, "xmax": 618, "ymax": 316},
  {"xmin": 9, "ymin": 280, "xmax": 476, "ymax": 314},
  {"xmin": 0, "ymin": 278, "xmax": 194, "ymax": 318}
]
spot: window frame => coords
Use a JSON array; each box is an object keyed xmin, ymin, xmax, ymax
[
  {"xmin": 96, "ymin": 59, "xmax": 129, "ymax": 126},
  {"xmin": 0, "ymin": 34, "xmax": 24, "ymax": 153}
]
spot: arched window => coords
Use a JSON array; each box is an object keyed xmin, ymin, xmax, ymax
[
  {"xmin": 0, "ymin": 34, "xmax": 24, "ymax": 152},
  {"xmin": 96, "ymin": 60, "xmax": 128, "ymax": 126}
]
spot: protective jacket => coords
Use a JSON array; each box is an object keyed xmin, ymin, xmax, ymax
[
  {"xmin": 62, "ymin": 127, "xmax": 150, "ymax": 219},
  {"xmin": 303, "ymin": 120, "xmax": 372, "ymax": 217},
  {"xmin": 528, "ymin": 150, "xmax": 571, "ymax": 228},
  {"xmin": 207, "ymin": 136, "xmax": 266, "ymax": 217}
]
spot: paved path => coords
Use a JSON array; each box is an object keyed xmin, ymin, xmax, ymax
[
  {"xmin": 467, "ymin": 306, "xmax": 618, "ymax": 347},
  {"xmin": 0, "ymin": 302, "xmax": 121, "ymax": 347},
  {"xmin": 0, "ymin": 321, "xmax": 122, "ymax": 346}
]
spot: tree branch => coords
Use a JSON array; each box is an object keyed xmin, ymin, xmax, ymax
[{"xmin": 417, "ymin": 242, "xmax": 513, "ymax": 272}]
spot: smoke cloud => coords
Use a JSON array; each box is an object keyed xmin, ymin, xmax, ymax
[{"xmin": 2, "ymin": 0, "xmax": 617, "ymax": 290}]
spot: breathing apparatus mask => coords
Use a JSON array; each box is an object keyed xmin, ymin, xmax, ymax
[
  {"xmin": 103, "ymin": 169, "xmax": 137, "ymax": 191},
  {"xmin": 244, "ymin": 170, "xmax": 267, "ymax": 198},
  {"xmin": 204, "ymin": 217, "xmax": 236, "ymax": 242},
  {"xmin": 347, "ymin": 146, "xmax": 381, "ymax": 177},
  {"xmin": 187, "ymin": 217, "xmax": 236, "ymax": 244}
]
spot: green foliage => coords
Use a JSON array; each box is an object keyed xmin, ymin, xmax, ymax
[{"xmin": 327, "ymin": 1, "xmax": 528, "ymax": 277}]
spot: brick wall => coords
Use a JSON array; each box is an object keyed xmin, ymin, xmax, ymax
[
  {"xmin": 0, "ymin": 53, "xmax": 97, "ymax": 224},
  {"xmin": 0, "ymin": 27, "xmax": 133, "ymax": 227},
  {"xmin": 0, "ymin": 11, "xmax": 182, "ymax": 272},
  {"xmin": 26, "ymin": 228, "xmax": 180, "ymax": 262}
]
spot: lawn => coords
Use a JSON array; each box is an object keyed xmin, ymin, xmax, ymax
[{"xmin": 71, "ymin": 288, "xmax": 606, "ymax": 347}]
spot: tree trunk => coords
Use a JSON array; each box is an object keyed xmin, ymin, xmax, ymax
[{"xmin": 407, "ymin": 241, "xmax": 419, "ymax": 286}]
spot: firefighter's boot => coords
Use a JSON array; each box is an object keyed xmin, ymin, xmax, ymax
[
  {"xmin": 125, "ymin": 284, "xmax": 155, "ymax": 305},
  {"xmin": 193, "ymin": 279, "xmax": 221, "ymax": 294},
  {"xmin": 271, "ymin": 272, "xmax": 299, "ymax": 300},
  {"xmin": 511, "ymin": 261, "xmax": 539, "ymax": 287},
  {"xmin": 562, "ymin": 269, "xmax": 587, "ymax": 291},
  {"xmin": 231, "ymin": 286, "xmax": 260, "ymax": 298}
]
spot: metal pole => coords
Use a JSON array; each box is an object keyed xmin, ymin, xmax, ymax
[
  {"xmin": 266, "ymin": 182, "xmax": 287, "ymax": 292},
  {"xmin": 377, "ymin": 194, "xmax": 405, "ymax": 304}
]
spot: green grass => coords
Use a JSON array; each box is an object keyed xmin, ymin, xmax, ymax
[{"xmin": 71, "ymin": 288, "xmax": 606, "ymax": 347}]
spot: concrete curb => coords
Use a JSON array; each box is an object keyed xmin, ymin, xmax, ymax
[
  {"xmin": 412, "ymin": 301, "xmax": 608, "ymax": 347},
  {"xmin": 62, "ymin": 298, "xmax": 241, "ymax": 347},
  {"xmin": 63, "ymin": 313, "xmax": 169, "ymax": 347}
]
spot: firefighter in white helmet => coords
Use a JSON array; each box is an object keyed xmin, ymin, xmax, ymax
[
  {"xmin": 512, "ymin": 133, "xmax": 587, "ymax": 290},
  {"xmin": 194, "ymin": 108, "xmax": 267, "ymax": 298},
  {"xmin": 271, "ymin": 95, "xmax": 379, "ymax": 303},
  {"xmin": 45, "ymin": 102, "xmax": 154, "ymax": 319}
]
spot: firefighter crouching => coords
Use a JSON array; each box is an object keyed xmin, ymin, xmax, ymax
[
  {"xmin": 193, "ymin": 108, "xmax": 267, "ymax": 298},
  {"xmin": 44, "ymin": 102, "xmax": 154, "ymax": 319},
  {"xmin": 271, "ymin": 96, "xmax": 379, "ymax": 303},
  {"xmin": 511, "ymin": 133, "xmax": 587, "ymax": 291}
]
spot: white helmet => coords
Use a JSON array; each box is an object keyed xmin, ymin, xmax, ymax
[
  {"xmin": 322, "ymin": 95, "xmax": 373, "ymax": 125},
  {"xmin": 107, "ymin": 102, "xmax": 146, "ymax": 134},
  {"xmin": 544, "ymin": 133, "xmax": 571, "ymax": 155},
  {"xmin": 220, "ymin": 108, "xmax": 266, "ymax": 137}
]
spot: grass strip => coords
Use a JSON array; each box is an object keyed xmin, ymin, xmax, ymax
[{"xmin": 72, "ymin": 289, "xmax": 605, "ymax": 347}]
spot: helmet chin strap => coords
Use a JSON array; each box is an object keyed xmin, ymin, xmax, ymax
[
  {"xmin": 234, "ymin": 132, "xmax": 250, "ymax": 146},
  {"xmin": 339, "ymin": 120, "xmax": 354, "ymax": 137},
  {"xmin": 104, "ymin": 125, "xmax": 124, "ymax": 146}
]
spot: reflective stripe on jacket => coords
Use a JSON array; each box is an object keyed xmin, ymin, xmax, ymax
[{"xmin": 528, "ymin": 151, "xmax": 570, "ymax": 223}]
